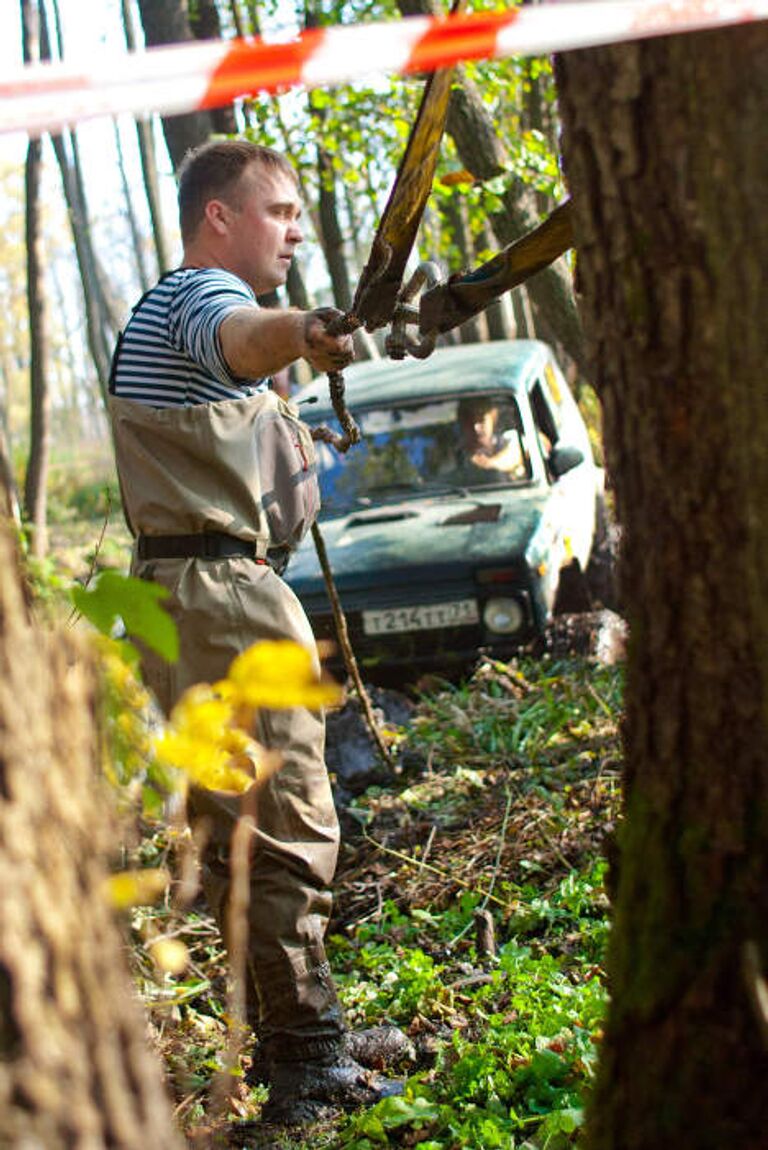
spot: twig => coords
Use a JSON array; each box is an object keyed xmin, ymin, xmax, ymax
[
  {"xmin": 311, "ymin": 520, "xmax": 393, "ymax": 767},
  {"xmin": 418, "ymin": 824, "xmax": 437, "ymax": 873},
  {"xmin": 362, "ymin": 829, "xmax": 515, "ymax": 912},
  {"xmin": 66, "ymin": 488, "xmax": 112, "ymax": 626},
  {"xmin": 207, "ymin": 812, "xmax": 254, "ymax": 1121}
]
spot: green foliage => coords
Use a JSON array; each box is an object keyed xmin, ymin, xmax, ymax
[
  {"xmin": 96, "ymin": 636, "xmax": 179, "ymax": 816},
  {"xmin": 332, "ymin": 894, "xmax": 607, "ymax": 1148},
  {"xmin": 409, "ymin": 657, "xmax": 622, "ymax": 767},
  {"xmin": 243, "ymin": 0, "xmax": 565, "ymax": 297},
  {"xmin": 319, "ymin": 656, "xmax": 621, "ymax": 1149},
  {"xmin": 71, "ymin": 569, "xmax": 179, "ymax": 662},
  {"xmin": 68, "ymin": 569, "xmax": 181, "ymax": 816},
  {"xmin": 103, "ymin": 638, "xmax": 619, "ymax": 1145}
]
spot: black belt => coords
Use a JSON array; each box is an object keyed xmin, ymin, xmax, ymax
[
  {"xmin": 136, "ymin": 533, "xmax": 292, "ymax": 574},
  {"xmin": 136, "ymin": 531, "xmax": 254, "ymax": 560}
]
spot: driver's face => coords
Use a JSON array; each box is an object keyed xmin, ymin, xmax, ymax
[{"xmin": 462, "ymin": 407, "xmax": 498, "ymax": 450}]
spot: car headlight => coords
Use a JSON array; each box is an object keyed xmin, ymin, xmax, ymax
[{"xmin": 482, "ymin": 597, "xmax": 525, "ymax": 635}]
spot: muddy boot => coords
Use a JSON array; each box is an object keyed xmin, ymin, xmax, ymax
[
  {"xmin": 249, "ymin": 1025, "xmax": 415, "ymax": 1088},
  {"xmin": 261, "ymin": 1048, "xmax": 404, "ymax": 1125},
  {"xmin": 344, "ymin": 1025, "xmax": 416, "ymax": 1071}
]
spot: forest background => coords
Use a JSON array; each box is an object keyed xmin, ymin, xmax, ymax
[
  {"xmin": 4, "ymin": 2, "xmax": 768, "ymax": 1150},
  {"xmin": 2, "ymin": 0, "xmax": 577, "ymax": 576}
]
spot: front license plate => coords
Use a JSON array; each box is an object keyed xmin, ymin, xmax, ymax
[{"xmin": 362, "ymin": 598, "xmax": 480, "ymax": 636}]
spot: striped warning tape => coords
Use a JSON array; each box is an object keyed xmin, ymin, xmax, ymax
[{"xmin": 1, "ymin": 2, "xmax": 766, "ymax": 138}]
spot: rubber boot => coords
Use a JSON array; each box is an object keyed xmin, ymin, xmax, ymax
[
  {"xmin": 248, "ymin": 1024, "xmax": 415, "ymax": 1087},
  {"xmin": 260, "ymin": 1045, "xmax": 404, "ymax": 1125}
]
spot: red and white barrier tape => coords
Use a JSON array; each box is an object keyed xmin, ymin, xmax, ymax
[{"xmin": 1, "ymin": 2, "xmax": 766, "ymax": 138}]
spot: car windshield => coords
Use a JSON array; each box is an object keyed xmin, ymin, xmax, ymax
[{"xmin": 309, "ymin": 395, "xmax": 532, "ymax": 517}]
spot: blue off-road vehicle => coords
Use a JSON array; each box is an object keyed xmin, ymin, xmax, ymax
[{"xmin": 285, "ymin": 339, "xmax": 602, "ymax": 675}]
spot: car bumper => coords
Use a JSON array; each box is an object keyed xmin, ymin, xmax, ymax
[{"xmin": 288, "ymin": 563, "xmax": 545, "ymax": 674}]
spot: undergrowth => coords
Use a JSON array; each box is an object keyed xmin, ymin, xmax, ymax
[{"xmin": 119, "ymin": 653, "xmax": 621, "ymax": 1149}]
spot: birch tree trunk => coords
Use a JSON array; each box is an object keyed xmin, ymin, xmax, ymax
[
  {"xmin": 556, "ymin": 25, "xmax": 768, "ymax": 1148},
  {"xmin": 21, "ymin": 0, "xmax": 49, "ymax": 558}
]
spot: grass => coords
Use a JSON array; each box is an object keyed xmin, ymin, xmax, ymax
[
  {"xmin": 114, "ymin": 653, "xmax": 621, "ymax": 1149},
  {"xmin": 36, "ymin": 480, "xmax": 622, "ymax": 1148}
]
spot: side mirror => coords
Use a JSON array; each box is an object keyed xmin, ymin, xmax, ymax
[{"xmin": 549, "ymin": 444, "xmax": 584, "ymax": 478}]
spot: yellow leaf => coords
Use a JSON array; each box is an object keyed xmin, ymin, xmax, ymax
[
  {"xmin": 154, "ymin": 683, "xmax": 263, "ymax": 793},
  {"xmin": 154, "ymin": 729, "xmax": 256, "ymax": 794},
  {"xmin": 150, "ymin": 937, "xmax": 189, "ymax": 974},
  {"xmin": 439, "ymin": 168, "xmax": 476, "ymax": 187},
  {"xmin": 226, "ymin": 640, "xmax": 342, "ymax": 709},
  {"xmin": 105, "ymin": 868, "xmax": 169, "ymax": 909}
]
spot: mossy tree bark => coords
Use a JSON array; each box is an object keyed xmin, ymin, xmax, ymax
[
  {"xmin": 555, "ymin": 25, "xmax": 768, "ymax": 1149},
  {"xmin": 0, "ymin": 523, "xmax": 183, "ymax": 1148}
]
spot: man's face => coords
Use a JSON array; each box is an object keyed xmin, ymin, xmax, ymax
[{"xmin": 224, "ymin": 163, "xmax": 303, "ymax": 294}]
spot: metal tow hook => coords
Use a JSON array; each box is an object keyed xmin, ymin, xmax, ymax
[{"xmin": 385, "ymin": 261, "xmax": 442, "ymax": 361}]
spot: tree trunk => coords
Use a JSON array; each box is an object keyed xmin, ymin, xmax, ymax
[
  {"xmin": 286, "ymin": 259, "xmax": 311, "ymax": 312},
  {"xmin": 115, "ymin": 121, "xmax": 152, "ymax": 293},
  {"xmin": 396, "ymin": 0, "xmax": 586, "ymax": 378},
  {"xmin": 49, "ymin": 131, "xmax": 119, "ymax": 400},
  {"xmin": 556, "ymin": 25, "xmax": 768, "ymax": 1149},
  {"xmin": 136, "ymin": 0, "xmax": 215, "ymax": 171},
  {"xmin": 0, "ymin": 360, "xmax": 21, "ymax": 523},
  {"xmin": 441, "ymin": 194, "xmax": 487, "ymax": 344},
  {"xmin": 445, "ymin": 78, "xmax": 585, "ymax": 379},
  {"xmin": 121, "ymin": 0, "xmax": 173, "ymax": 276},
  {"xmin": 304, "ymin": 6, "xmax": 353, "ymax": 315},
  {"xmin": 42, "ymin": 1, "xmax": 119, "ymax": 400},
  {"xmin": 0, "ymin": 523, "xmax": 184, "ymax": 1148},
  {"xmin": 21, "ymin": 0, "xmax": 49, "ymax": 558},
  {"xmin": 316, "ymin": 142, "xmax": 353, "ymax": 313},
  {"xmin": 188, "ymin": 0, "xmax": 238, "ymax": 137}
]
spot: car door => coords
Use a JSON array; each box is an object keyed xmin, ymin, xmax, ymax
[{"xmin": 527, "ymin": 359, "xmax": 597, "ymax": 572}]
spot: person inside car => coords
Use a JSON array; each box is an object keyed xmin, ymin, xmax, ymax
[{"xmin": 457, "ymin": 395, "xmax": 528, "ymax": 477}]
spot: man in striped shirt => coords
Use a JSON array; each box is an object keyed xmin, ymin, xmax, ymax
[
  {"xmin": 112, "ymin": 144, "xmax": 351, "ymax": 404},
  {"xmin": 110, "ymin": 140, "xmax": 400, "ymax": 1124}
]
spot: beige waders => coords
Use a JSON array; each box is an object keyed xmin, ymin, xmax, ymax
[{"xmin": 110, "ymin": 392, "xmax": 345, "ymax": 1057}]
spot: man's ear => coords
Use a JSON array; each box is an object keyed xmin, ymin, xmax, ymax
[{"xmin": 205, "ymin": 198, "xmax": 233, "ymax": 236}]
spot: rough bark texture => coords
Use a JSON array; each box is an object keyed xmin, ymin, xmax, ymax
[
  {"xmin": 556, "ymin": 26, "xmax": 768, "ymax": 1149},
  {"xmin": 0, "ymin": 524, "xmax": 183, "ymax": 1147}
]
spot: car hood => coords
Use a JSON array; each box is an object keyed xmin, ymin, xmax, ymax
[{"xmin": 286, "ymin": 487, "xmax": 550, "ymax": 584}]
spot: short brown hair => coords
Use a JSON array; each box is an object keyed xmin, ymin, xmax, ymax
[
  {"xmin": 177, "ymin": 139, "xmax": 298, "ymax": 243},
  {"xmin": 458, "ymin": 395, "xmax": 497, "ymax": 421}
]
